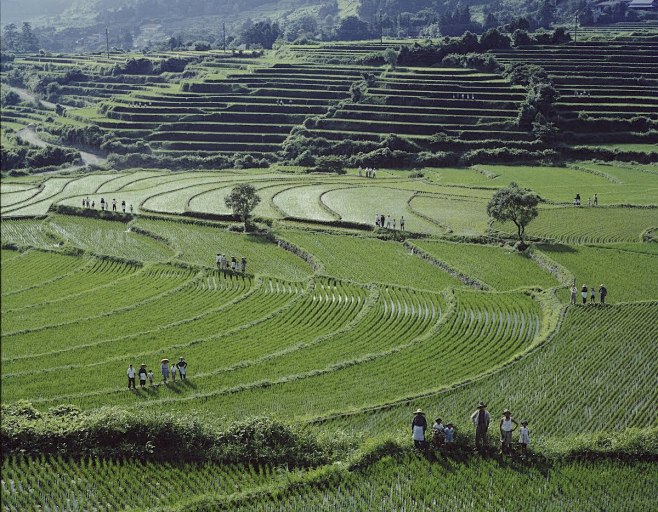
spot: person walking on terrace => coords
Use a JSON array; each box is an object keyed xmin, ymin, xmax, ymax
[{"xmin": 471, "ymin": 402, "xmax": 490, "ymax": 452}]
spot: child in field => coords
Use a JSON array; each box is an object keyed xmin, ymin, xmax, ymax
[
  {"xmin": 432, "ymin": 417, "xmax": 445, "ymax": 448},
  {"xmin": 171, "ymin": 363, "xmax": 177, "ymax": 381},
  {"xmin": 444, "ymin": 424, "xmax": 455, "ymax": 445},
  {"xmin": 590, "ymin": 285, "xmax": 596, "ymax": 304},
  {"xmin": 581, "ymin": 284, "xmax": 588, "ymax": 305},
  {"xmin": 570, "ymin": 284, "xmax": 577, "ymax": 305},
  {"xmin": 519, "ymin": 420, "xmax": 530, "ymax": 457},
  {"xmin": 147, "ymin": 369, "xmax": 154, "ymax": 386}
]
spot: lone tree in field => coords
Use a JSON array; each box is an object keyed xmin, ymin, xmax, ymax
[
  {"xmin": 225, "ymin": 184, "xmax": 261, "ymax": 232},
  {"xmin": 487, "ymin": 182, "xmax": 539, "ymax": 248}
]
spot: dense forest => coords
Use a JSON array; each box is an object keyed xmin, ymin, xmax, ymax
[{"xmin": 2, "ymin": 0, "xmax": 653, "ymax": 52}]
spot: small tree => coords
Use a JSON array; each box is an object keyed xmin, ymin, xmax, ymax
[
  {"xmin": 487, "ymin": 182, "xmax": 539, "ymax": 248},
  {"xmin": 225, "ymin": 184, "xmax": 261, "ymax": 232}
]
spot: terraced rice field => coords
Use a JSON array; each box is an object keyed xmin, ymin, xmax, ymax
[
  {"xmin": 2, "ymin": 454, "xmax": 654, "ymax": 512},
  {"xmin": 2, "ymin": 38, "xmax": 658, "ymax": 507},
  {"xmin": 319, "ymin": 302, "xmax": 658, "ymax": 441}
]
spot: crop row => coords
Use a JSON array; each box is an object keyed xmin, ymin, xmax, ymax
[
  {"xmin": 1, "ymin": 275, "xmax": 295, "ymax": 403},
  {"xmin": 1, "ymin": 455, "xmax": 278, "ymax": 512},
  {"xmin": 128, "ymin": 290, "xmax": 539, "ymax": 422},
  {"xmin": 494, "ymin": 206, "xmax": 658, "ymax": 244},
  {"xmin": 1, "ymin": 263, "xmax": 198, "ymax": 354},
  {"xmin": 321, "ymin": 302, "xmax": 658, "ymax": 440}
]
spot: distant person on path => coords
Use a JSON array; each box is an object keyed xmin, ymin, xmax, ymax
[
  {"xmin": 400, "ymin": 216, "xmax": 405, "ymax": 231},
  {"xmin": 499, "ymin": 409, "xmax": 519, "ymax": 456},
  {"xmin": 161, "ymin": 360, "xmax": 169, "ymax": 384},
  {"xmin": 171, "ymin": 362, "xmax": 177, "ymax": 381},
  {"xmin": 590, "ymin": 285, "xmax": 596, "ymax": 304},
  {"xmin": 411, "ymin": 409, "xmax": 427, "ymax": 450},
  {"xmin": 147, "ymin": 369, "xmax": 154, "ymax": 386},
  {"xmin": 112, "ymin": 198, "xmax": 117, "ymax": 211},
  {"xmin": 471, "ymin": 402, "xmax": 490, "ymax": 452},
  {"xmin": 575, "ymin": 194, "xmax": 581, "ymax": 207},
  {"xmin": 231, "ymin": 256, "xmax": 237, "ymax": 271},
  {"xmin": 177, "ymin": 357, "xmax": 187, "ymax": 380},
  {"xmin": 216, "ymin": 253, "xmax": 221, "ymax": 270},
  {"xmin": 594, "ymin": 193, "xmax": 598, "ymax": 206},
  {"xmin": 100, "ymin": 198, "xmax": 105, "ymax": 211},
  {"xmin": 130, "ymin": 204, "xmax": 133, "ymax": 213},
  {"xmin": 138, "ymin": 364, "xmax": 147, "ymax": 388},
  {"xmin": 587, "ymin": 197, "xmax": 591, "ymax": 207},
  {"xmin": 127, "ymin": 364, "xmax": 136, "ymax": 389},
  {"xmin": 581, "ymin": 284, "xmax": 588, "ymax": 305},
  {"xmin": 241, "ymin": 257, "xmax": 246, "ymax": 273},
  {"xmin": 432, "ymin": 417, "xmax": 445, "ymax": 448},
  {"xmin": 519, "ymin": 420, "xmax": 530, "ymax": 457},
  {"xmin": 121, "ymin": 200, "xmax": 126, "ymax": 213},
  {"xmin": 599, "ymin": 284, "xmax": 607, "ymax": 305},
  {"xmin": 570, "ymin": 284, "xmax": 578, "ymax": 305}
]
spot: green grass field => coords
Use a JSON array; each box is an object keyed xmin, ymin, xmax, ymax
[{"xmin": 2, "ymin": 39, "xmax": 658, "ymax": 510}]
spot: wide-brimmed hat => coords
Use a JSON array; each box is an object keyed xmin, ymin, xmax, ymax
[
  {"xmin": 414, "ymin": 409, "xmax": 424, "ymax": 414},
  {"xmin": 140, "ymin": 363, "xmax": 146, "ymax": 367},
  {"xmin": 477, "ymin": 402, "xmax": 486, "ymax": 408},
  {"xmin": 161, "ymin": 358, "xmax": 169, "ymax": 363},
  {"xmin": 600, "ymin": 284, "xmax": 604, "ymax": 287},
  {"xmin": 503, "ymin": 409, "xmax": 511, "ymax": 415}
]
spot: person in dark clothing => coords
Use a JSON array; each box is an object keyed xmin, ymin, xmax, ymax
[
  {"xmin": 470, "ymin": 402, "xmax": 490, "ymax": 452},
  {"xmin": 176, "ymin": 357, "xmax": 187, "ymax": 380},
  {"xmin": 599, "ymin": 284, "xmax": 607, "ymax": 305},
  {"xmin": 241, "ymin": 257, "xmax": 246, "ymax": 273},
  {"xmin": 138, "ymin": 364, "xmax": 147, "ymax": 388},
  {"xmin": 411, "ymin": 409, "xmax": 427, "ymax": 450}
]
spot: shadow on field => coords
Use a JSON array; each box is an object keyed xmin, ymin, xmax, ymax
[
  {"xmin": 420, "ymin": 445, "xmax": 551, "ymax": 478},
  {"xmin": 537, "ymin": 243, "xmax": 578, "ymax": 254}
]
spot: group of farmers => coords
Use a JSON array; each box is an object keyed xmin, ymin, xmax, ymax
[
  {"xmin": 571, "ymin": 283, "xmax": 607, "ymax": 305},
  {"xmin": 411, "ymin": 402, "xmax": 530, "ymax": 457},
  {"xmin": 126, "ymin": 357, "xmax": 187, "ymax": 389}
]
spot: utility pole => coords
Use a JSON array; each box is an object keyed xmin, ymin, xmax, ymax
[
  {"xmin": 105, "ymin": 27, "xmax": 110, "ymax": 59},
  {"xmin": 379, "ymin": 10, "xmax": 383, "ymax": 45},
  {"xmin": 222, "ymin": 22, "xmax": 226, "ymax": 52}
]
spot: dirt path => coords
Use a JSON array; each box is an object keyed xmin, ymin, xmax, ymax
[
  {"xmin": 9, "ymin": 86, "xmax": 59, "ymax": 110},
  {"xmin": 16, "ymin": 126, "xmax": 107, "ymax": 168}
]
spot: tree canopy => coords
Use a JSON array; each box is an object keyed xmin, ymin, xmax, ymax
[
  {"xmin": 487, "ymin": 182, "xmax": 540, "ymax": 244},
  {"xmin": 224, "ymin": 184, "xmax": 261, "ymax": 232}
]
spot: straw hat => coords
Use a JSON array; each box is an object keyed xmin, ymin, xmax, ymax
[
  {"xmin": 414, "ymin": 409, "xmax": 424, "ymax": 415},
  {"xmin": 503, "ymin": 409, "xmax": 511, "ymax": 415}
]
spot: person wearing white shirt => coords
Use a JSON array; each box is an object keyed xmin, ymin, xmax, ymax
[
  {"xmin": 499, "ymin": 409, "xmax": 519, "ymax": 456},
  {"xmin": 127, "ymin": 364, "xmax": 136, "ymax": 389}
]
